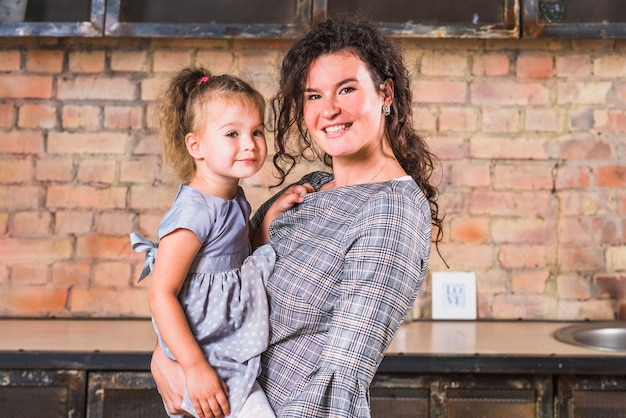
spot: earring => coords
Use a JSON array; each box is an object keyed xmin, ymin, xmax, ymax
[{"xmin": 382, "ymin": 104, "xmax": 391, "ymax": 116}]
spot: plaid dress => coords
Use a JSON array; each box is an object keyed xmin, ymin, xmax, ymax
[{"xmin": 251, "ymin": 171, "xmax": 432, "ymax": 418}]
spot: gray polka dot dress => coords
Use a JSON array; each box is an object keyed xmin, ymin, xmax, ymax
[{"xmin": 131, "ymin": 184, "xmax": 274, "ymax": 418}]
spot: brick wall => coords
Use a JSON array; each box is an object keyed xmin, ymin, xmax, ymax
[{"xmin": 0, "ymin": 36, "xmax": 625, "ymax": 319}]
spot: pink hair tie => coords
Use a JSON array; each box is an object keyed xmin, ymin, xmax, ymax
[{"xmin": 199, "ymin": 76, "xmax": 209, "ymax": 84}]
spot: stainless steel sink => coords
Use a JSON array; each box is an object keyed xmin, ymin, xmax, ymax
[{"xmin": 554, "ymin": 321, "xmax": 626, "ymax": 352}]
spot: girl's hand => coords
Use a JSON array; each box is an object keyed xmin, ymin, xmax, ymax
[
  {"xmin": 185, "ymin": 361, "xmax": 230, "ymax": 418},
  {"xmin": 269, "ymin": 183, "xmax": 315, "ymax": 214},
  {"xmin": 251, "ymin": 183, "xmax": 315, "ymax": 248}
]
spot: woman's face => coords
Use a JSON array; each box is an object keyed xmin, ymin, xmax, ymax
[{"xmin": 303, "ymin": 50, "xmax": 391, "ymax": 162}]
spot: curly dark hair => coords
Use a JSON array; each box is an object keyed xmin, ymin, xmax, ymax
[{"xmin": 271, "ymin": 17, "xmax": 444, "ymax": 246}]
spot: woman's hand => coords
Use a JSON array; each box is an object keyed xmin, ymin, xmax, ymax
[{"xmin": 151, "ymin": 345, "xmax": 191, "ymax": 416}]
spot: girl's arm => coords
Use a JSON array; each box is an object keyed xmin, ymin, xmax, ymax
[
  {"xmin": 250, "ymin": 183, "xmax": 314, "ymax": 248},
  {"xmin": 150, "ymin": 228, "xmax": 230, "ymax": 418}
]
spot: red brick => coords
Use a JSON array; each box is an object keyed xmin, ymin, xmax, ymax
[
  {"xmin": 606, "ymin": 246, "xmax": 626, "ymax": 271},
  {"xmin": 469, "ymin": 191, "xmax": 553, "ymax": 217},
  {"xmin": 130, "ymin": 185, "xmax": 178, "ymax": 210},
  {"xmin": 516, "ymin": 53, "xmax": 554, "ymax": 78},
  {"xmin": 103, "ymin": 106, "xmax": 143, "ymax": 130},
  {"xmin": 12, "ymin": 211, "xmax": 52, "ymax": 236},
  {"xmin": 0, "ymin": 50, "xmax": 20, "ymax": 71},
  {"xmin": 472, "ymin": 54, "xmax": 510, "ymax": 76},
  {"xmin": 558, "ymin": 217, "xmax": 591, "ymax": 245},
  {"xmin": 617, "ymin": 82, "xmax": 626, "ymax": 105},
  {"xmin": 421, "ymin": 53, "xmax": 467, "ymax": 76},
  {"xmin": 0, "ymin": 186, "xmax": 41, "ymax": 210},
  {"xmin": 0, "ymin": 212, "xmax": 7, "ymax": 234},
  {"xmin": 120, "ymin": 157, "xmax": 160, "ymax": 183},
  {"xmin": 58, "ymin": 76, "xmax": 136, "ymax": 101},
  {"xmin": 76, "ymin": 235, "xmax": 131, "ymax": 259},
  {"xmin": 196, "ymin": 50, "xmax": 234, "ymax": 75},
  {"xmin": 51, "ymin": 262, "xmax": 90, "ymax": 286},
  {"xmin": 557, "ymin": 81, "xmax": 612, "ymax": 105},
  {"xmin": 96, "ymin": 211, "xmax": 134, "ymax": 235},
  {"xmin": 0, "ymin": 103, "xmax": 16, "ymax": 128},
  {"xmin": 511, "ymin": 270, "xmax": 549, "ymax": 294},
  {"xmin": 559, "ymin": 246, "xmax": 605, "ymax": 272},
  {"xmin": 436, "ymin": 243, "xmax": 494, "ymax": 269},
  {"xmin": 110, "ymin": 50, "xmax": 150, "ymax": 72},
  {"xmin": 439, "ymin": 107, "xmax": 478, "ymax": 132},
  {"xmin": 68, "ymin": 50, "xmax": 105, "ymax": 73},
  {"xmin": 0, "ymin": 159, "xmax": 32, "ymax": 183},
  {"xmin": 93, "ymin": 262, "xmax": 132, "ymax": 286},
  {"xmin": 556, "ymin": 274, "xmax": 592, "ymax": 299},
  {"xmin": 593, "ymin": 55, "xmax": 626, "ymax": 77},
  {"xmin": 595, "ymin": 165, "xmax": 626, "ymax": 187},
  {"xmin": 471, "ymin": 81, "xmax": 549, "ymax": 105},
  {"xmin": 35, "ymin": 157, "xmax": 74, "ymax": 182},
  {"xmin": 525, "ymin": 108, "xmax": 560, "ymax": 132},
  {"xmin": 558, "ymin": 136, "xmax": 611, "ymax": 160},
  {"xmin": 69, "ymin": 287, "xmax": 150, "ymax": 317},
  {"xmin": 0, "ymin": 287, "xmax": 68, "ymax": 316},
  {"xmin": 499, "ymin": 244, "xmax": 551, "ymax": 269},
  {"xmin": 25, "ymin": 49, "xmax": 64, "ymax": 73},
  {"xmin": 449, "ymin": 217, "xmax": 489, "ymax": 243},
  {"xmin": 153, "ymin": 50, "xmax": 193, "ymax": 73},
  {"xmin": 55, "ymin": 210, "xmax": 94, "ymax": 235},
  {"xmin": 559, "ymin": 190, "xmax": 613, "ymax": 216},
  {"xmin": 594, "ymin": 274, "xmax": 626, "ymax": 298},
  {"xmin": 61, "ymin": 105, "xmax": 100, "ymax": 129},
  {"xmin": 413, "ymin": 80, "xmax": 467, "ymax": 104},
  {"xmin": 481, "ymin": 108, "xmax": 520, "ymax": 132},
  {"xmin": 77, "ymin": 159, "xmax": 116, "ymax": 184},
  {"xmin": 18, "ymin": 103, "xmax": 57, "ymax": 129},
  {"xmin": 555, "ymin": 55, "xmax": 591, "ymax": 77},
  {"xmin": 0, "ymin": 75, "xmax": 53, "ymax": 99},
  {"xmin": 48, "ymin": 132, "xmax": 127, "ymax": 154},
  {"xmin": 46, "ymin": 185, "xmax": 127, "ymax": 209},
  {"xmin": 593, "ymin": 109, "xmax": 626, "ymax": 132},
  {"xmin": 492, "ymin": 218, "xmax": 551, "ymax": 244},
  {"xmin": 11, "ymin": 263, "xmax": 49, "ymax": 285},
  {"xmin": 590, "ymin": 217, "xmax": 622, "ymax": 244},
  {"xmin": 470, "ymin": 135, "xmax": 550, "ymax": 159},
  {"xmin": 491, "ymin": 294, "xmax": 556, "ymax": 319},
  {"xmin": 0, "ymin": 131, "xmax": 44, "ymax": 154},
  {"xmin": 449, "ymin": 161, "xmax": 490, "ymax": 187},
  {"xmin": 494, "ymin": 164, "xmax": 553, "ymax": 191},
  {"xmin": 0, "ymin": 237, "xmax": 72, "ymax": 263}
]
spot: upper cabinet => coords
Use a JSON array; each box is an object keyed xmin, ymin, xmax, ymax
[
  {"xmin": 104, "ymin": 0, "xmax": 310, "ymax": 38},
  {"xmin": 0, "ymin": 0, "xmax": 625, "ymax": 39},
  {"xmin": 321, "ymin": 0, "xmax": 519, "ymax": 39},
  {"xmin": 0, "ymin": 0, "xmax": 104, "ymax": 36},
  {"xmin": 524, "ymin": 0, "xmax": 626, "ymax": 38}
]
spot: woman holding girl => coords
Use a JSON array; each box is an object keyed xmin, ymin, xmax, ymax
[{"xmin": 152, "ymin": 16, "xmax": 443, "ymax": 418}]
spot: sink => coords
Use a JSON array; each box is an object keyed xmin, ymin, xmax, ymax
[{"xmin": 554, "ymin": 321, "xmax": 626, "ymax": 352}]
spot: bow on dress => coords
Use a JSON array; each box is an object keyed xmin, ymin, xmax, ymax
[{"xmin": 130, "ymin": 232, "xmax": 158, "ymax": 283}]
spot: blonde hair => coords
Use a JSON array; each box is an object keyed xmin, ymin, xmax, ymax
[{"xmin": 158, "ymin": 66, "xmax": 266, "ymax": 183}]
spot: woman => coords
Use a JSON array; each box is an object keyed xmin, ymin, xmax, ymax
[{"xmin": 152, "ymin": 17, "xmax": 443, "ymax": 418}]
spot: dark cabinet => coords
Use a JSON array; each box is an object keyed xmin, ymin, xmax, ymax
[
  {"xmin": 557, "ymin": 375, "xmax": 626, "ymax": 418},
  {"xmin": 0, "ymin": 0, "xmax": 104, "ymax": 36},
  {"xmin": 371, "ymin": 373, "xmax": 553, "ymax": 418},
  {"xmin": 0, "ymin": 370, "xmax": 86, "ymax": 418},
  {"xmin": 3, "ymin": 0, "xmax": 626, "ymax": 39},
  {"xmin": 524, "ymin": 0, "xmax": 626, "ymax": 38}
]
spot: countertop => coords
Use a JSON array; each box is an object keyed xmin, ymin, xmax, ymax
[{"xmin": 1, "ymin": 319, "xmax": 625, "ymax": 374}]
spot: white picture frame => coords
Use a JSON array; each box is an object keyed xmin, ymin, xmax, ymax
[{"xmin": 431, "ymin": 272, "xmax": 477, "ymax": 320}]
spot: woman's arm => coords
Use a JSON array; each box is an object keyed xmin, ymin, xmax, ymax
[{"xmin": 150, "ymin": 228, "xmax": 230, "ymax": 417}]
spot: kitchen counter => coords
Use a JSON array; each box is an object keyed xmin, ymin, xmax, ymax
[{"xmin": 1, "ymin": 319, "xmax": 625, "ymax": 374}]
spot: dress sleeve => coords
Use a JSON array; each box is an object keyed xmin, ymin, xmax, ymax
[
  {"xmin": 278, "ymin": 191, "xmax": 431, "ymax": 418},
  {"xmin": 158, "ymin": 196, "xmax": 215, "ymax": 243}
]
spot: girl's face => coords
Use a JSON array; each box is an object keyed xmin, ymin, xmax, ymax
[
  {"xmin": 187, "ymin": 95, "xmax": 267, "ymax": 182},
  {"xmin": 302, "ymin": 50, "xmax": 391, "ymax": 163}
]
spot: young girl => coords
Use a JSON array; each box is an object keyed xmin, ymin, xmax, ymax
[{"xmin": 130, "ymin": 66, "xmax": 281, "ymax": 418}]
